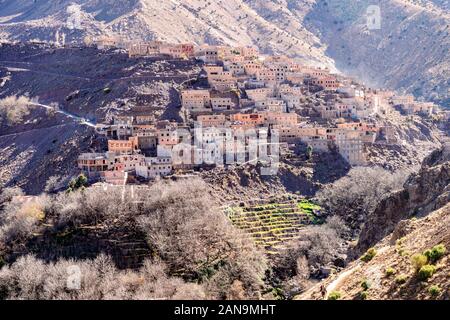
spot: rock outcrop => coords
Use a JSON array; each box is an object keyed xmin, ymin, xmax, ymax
[{"xmin": 356, "ymin": 145, "xmax": 450, "ymax": 255}]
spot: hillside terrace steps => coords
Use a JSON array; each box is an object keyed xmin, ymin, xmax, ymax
[{"xmin": 226, "ymin": 197, "xmax": 322, "ymax": 255}]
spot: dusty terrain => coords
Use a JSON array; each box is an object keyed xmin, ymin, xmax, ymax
[
  {"xmin": 298, "ymin": 203, "xmax": 449, "ymax": 300},
  {"xmin": 0, "ymin": 43, "xmax": 201, "ymax": 194},
  {"xmin": 298, "ymin": 146, "xmax": 450, "ymax": 300}
]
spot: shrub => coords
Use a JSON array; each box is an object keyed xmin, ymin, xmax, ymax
[
  {"xmin": 395, "ymin": 275, "xmax": 408, "ymax": 284},
  {"xmin": 67, "ymin": 174, "xmax": 88, "ymax": 192},
  {"xmin": 428, "ymin": 285, "xmax": 441, "ymax": 297},
  {"xmin": 411, "ymin": 254, "xmax": 428, "ymax": 271},
  {"xmin": 0, "ymin": 254, "xmax": 207, "ymax": 300},
  {"xmin": 396, "ymin": 238, "xmax": 405, "ymax": 246},
  {"xmin": 360, "ymin": 248, "xmax": 377, "ymax": 262},
  {"xmin": 137, "ymin": 179, "xmax": 268, "ymax": 299},
  {"xmin": 359, "ymin": 291, "xmax": 368, "ymax": 300},
  {"xmin": 385, "ymin": 267, "xmax": 396, "ymax": 277},
  {"xmin": 275, "ymin": 220, "xmax": 345, "ymax": 281},
  {"xmin": 0, "ymin": 195, "xmax": 49, "ymax": 244},
  {"xmin": 0, "ymin": 95, "xmax": 32, "ymax": 125},
  {"xmin": 0, "ymin": 187, "xmax": 24, "ymax": 205},
  {"xmin": 361, "ymin": 280, "xmax": 371, "ymax": 291},
  {"xmin": 328, "ymin": 291, "xmax": 341, "ymax": 300},
  {"xmin": 424, "ymin": 245, "xmax": 446, "ymax": 264},
  {"xmin": 418, "ymin": 265, "xmax": 436, "ymax": 281}
]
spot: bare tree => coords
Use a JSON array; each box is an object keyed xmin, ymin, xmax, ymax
[
  {"xmin": 316, "ymin": 167, "xmax": 413, "ymax": 230},
  {"xmin": 0, "ymin": 254, "xmax": 207, "ymax": 300},
  {"xmin": 136, "ymin": 179, "xmax": 268, "ymax": 299},
  {"xmin": 0, "ymin": 95, "xmax": 33, "ymax": 125}
]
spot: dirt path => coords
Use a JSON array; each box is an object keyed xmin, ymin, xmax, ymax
[
  {"xmin": 324, "ymin": 265, "xmax": 361, "ymax": 299},
  {"xmin": 324, "ymin": 246, "xmax": 390, "ymax": 299},
  {"xmin": 30, "ymin": 102, "xmax": 96, "ymax": 128}
]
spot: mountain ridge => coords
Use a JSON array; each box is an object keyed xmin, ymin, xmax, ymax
[{"xmin": 0, "ymin": 0, "xmax": 448, "ymax": 106}]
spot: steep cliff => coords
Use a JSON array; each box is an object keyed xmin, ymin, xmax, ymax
[{"xmin": 356, "ymin": 145, "xmax": 450, "ymax": 255}]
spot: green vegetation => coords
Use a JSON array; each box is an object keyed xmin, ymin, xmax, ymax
[
  {"xmin": 385, "ymin": 267, "xmax": 396, "ymax": 277},
  {"xmin": 423, "ymin": 244, "xmax": 446, "ymax": 263},
  {"xmin": 360, "ymin": 279, "xmax": 371, "ymax": 291},
  {"xmin": 418, "ymin": 265, "xmax": 436, "ymax": 281},
  {"xmin": 428, "ymin": 285, "xmax": 441, "ymax": 297},
  {"xmin": 306, "ymin": 145, "xmax": 313, "ymax": 159},
  {"xmin": 67, "ymin": 174, "xmax": 88, "ymax": 193},
  {"xmin": 359, "ymin": 291, "xmax": 368, "ymax": 300},
  {"xmin": 411, "ymin": 254, "xmax": 428, "ymax": 271},
  {"xmin": 328, "ymin": 291, "xmax": 342, "ymax": 300},
  {"xmin": 396, "ymin": 237, "xmax": 405, "ymax": 246},
  {"xmin": 360, "ymin": 248, "xmax": 377, "ymax": 263},
  {"xmin": 395, "ymin": 274, "xmax": 408, "ymax": 284},
  {"xmin": 228, "ymin": 199, "xmax": 321, "ymax": 255},
  {"xmin": 407, "ymin": 245, "xmax": 446, "ymax": 282}
]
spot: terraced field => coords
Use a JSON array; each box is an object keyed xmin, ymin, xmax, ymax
[{"xmin": 227, "ymin": 199, "xmax": 322, "ymax": 255}]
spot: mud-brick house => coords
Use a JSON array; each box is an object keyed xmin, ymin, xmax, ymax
[
  {"xmin": 256, "ymin": 68, "xmax": 277, "ymax": 85},
  {"xmin": 197, "ymin": 114, "xmax": 227, "ymax": 127},
  {"xmin": 308, "ymin": 76, "xmax": 339, "ymax": 91},
  {"xmin": 264, "ymin": 62, "xmax": 289, "ymax": 82},
  {"xmin": 127, "ymin": 41, "xmax": 161, "ymax": 57},
  {"xmin": 78, "ymin": 153, "xmax": 111, "ymax": 177},
  {"xmin": 391, "ymin": 94, "xmax": 415, "ymax": 107},
  {"xmin": 263, "ymin": 112, "xmax": 298, "ymax": 126},
  {"xmin": 223, "ymin": 61, "xmax": 246, "ymax": 76},
  {"xmin": 135, "ymin": 115, "xmax": 154, "ymax": 125},
  {"xmin": 230, "ymin": 113, "xmax": 266, "ymax": 126},
  {"xmin": 197, "ymin": 46, "xmax": 221, "ymax": 64},
  {"xmin": 245, "ymin": 87, "xmax": 274, "ymax": 102},
  {"xmin": 337, "ymin": 122, "xmax": 379, "ymax": 133},
  {"xmin": 256, "ymin": 99, "xmax": 287, "ymax": 113},
  {"xmin": 243, "ymin": 60, "xmax": 262, "ymax": 76},
  {"xmin": 300, "ymin": 66, "xmax": 331, "ymax": 78},
  {"xmin": 112, "ymin": 154, "xmax": 146, "ymax": 173},
  {"xmin": 100, "ymin": 171, "xmax": 128, "ymax": 186},
  {"xmin": 402, "ymin": 102, "xmax": 435, "ymax": 116},
  {"xmin": 181, "ymin": 89, "xmax": 211, "ymax": 112},
  {"xmin": 136, "ymin": 156, "xmax": 173, "ymax": 179},
  {"xmin": 108, "ymin": 138, "xmax": 139, "ymax": 155},
  {"xmin": 204, "ymin": 66, "xmax": 237, "ymax": 91},
  {"xmin": 160, "ymin": 43, "xmax": 195, "ymax": 59},
  {"xmin": 281, "ymin": 94, "xmax": 303, "ymax": 110},
  {"xmin": 156, "ymin": 123, "xmax": 191, "ymax": 148},
  {"xmin": 334, "ymin": 129, "xmax": 367, "ymax": 166},
  {"xmin": 211, "ymin": 92, "xmax": 239, "ymax": 111}
]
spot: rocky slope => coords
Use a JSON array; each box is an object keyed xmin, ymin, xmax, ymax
[
  {"xmin": 356, "ymin": 145, "xmax": 450, "ymax": 255},
  {"xmin": 296, "ymin": 143, "xmax": 449, "ymax": 300},
  {"xmin": 0, "ymin": 42, "xmax": 202, "ymax": 122},
  {"xmin": 298, "ymin": 202, "xmax": 449, "ymax": 300},
  {"xmin": 0, "ymin": 43, "xmax": 201, "ymax": 194},
  {"xmin": 0, "ymin": 0, "xmax": 333, "ymax": 67},
  {"xmin": 299, "ymin": 0, "xmax": 450, "ymax": 106},
  {"xmin": 0, "ymin": 1, "xmax": 448, "ymax": 105}
]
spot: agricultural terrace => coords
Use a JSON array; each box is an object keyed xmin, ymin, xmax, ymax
[{"xmin": 226, "ymin": 198, "xmax": 322, "ymax": 255}]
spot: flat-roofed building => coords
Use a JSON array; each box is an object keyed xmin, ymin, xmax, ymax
[
  {"xmin": 181, "ymin": 89, "xmax": 211, "ymax": 112},
  {"xmin": 197, "ymin": 114, "xmax": 227, "ymax": 127},
  {"xmin": 78, "ymin": 153, "xmax": 111, "ymax": 177}
]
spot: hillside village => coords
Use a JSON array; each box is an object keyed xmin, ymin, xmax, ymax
[
  {"xmin": 0, "ymin": 0, "xmax": 449, "ymax": 304},
  {"xmin": 77, "ymin": 39, "xmax": 446, "ymax": 186}
]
